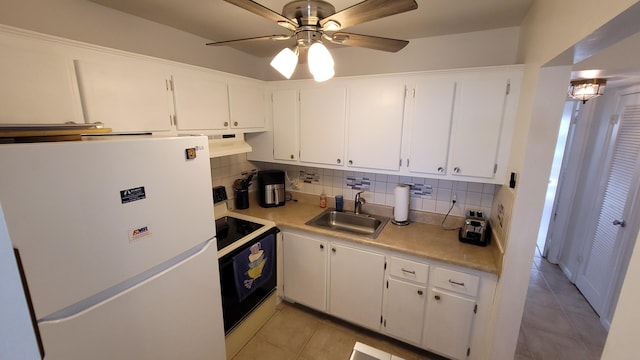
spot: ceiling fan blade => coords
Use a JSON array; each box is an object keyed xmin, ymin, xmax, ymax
[
  {"xmin": 206, "ymin": 35, "xmax": 291, "ymax": 46},
  {"xmin": 328, "ymin": 32, "xmax": 409, "ymax": 52},
  {"xmin": 225, "ymin": 0, "xmax": 298, "ymax": 29},
  {"xmin": 320, "ymin": 0, "xmax": 417, "ymax": 30}
]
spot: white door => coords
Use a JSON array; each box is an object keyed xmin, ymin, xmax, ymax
[
  {"xmin": 172, "ymin": 70, "xmax": 230, "ymax": 131},
  {"xmin": 228, "ymin": 82, "xmax": 265, "ymax": 129},
  {"xmin": 423, "ymin": 289, "xmax": 476, "ymax": 360},
  {"xmin": 346, "ymin": 79, "xmax": 406, "ymax": 171},
  {"xmin": 406, "ymin": 76, "xmax": 456, "ymax": 175},
  {"xmin": 272, "ymin": 89, "xmax": 299, "ymax": 161},
  {"xmin": 383, "ymin": 278, "xmax": 427, "ymax": 344},
  {"xmin": 328, "ymin": 243, "xmax": 385, "ymax": 331},
  {"xmin": 299, "ymin": 86, "xmax": 347, "ymax": 166},
  {"xmin": 282, "ymin": 232, "xmax": 328, "ymax": 312},
  {"xmin": 74, "ymin": 58, "xmax": 173, "ymax": 132},
  {"xmin": 576, "ymin": 91, "xmax": 640, "ymax": 316}
]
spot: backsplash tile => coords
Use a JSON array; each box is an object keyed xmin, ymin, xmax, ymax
[
  {"xmin": 233, "ymin": 161, "xmax": 496, "ymax": 218},
  {"xmin": 208, "ymin": 156, "xmax": 495, "ymax": 218}
]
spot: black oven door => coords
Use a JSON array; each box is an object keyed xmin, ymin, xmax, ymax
[{"xmin": 218, "ymin": 226, "xmax": 279, "ymax": 334}]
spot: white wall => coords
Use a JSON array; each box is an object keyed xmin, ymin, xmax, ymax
[
  {"xmin": 0, "ymin": 1, "xmax": 520, "ymax": 81},
  {"xmin": 279, "ymin": 27, "xmax": 521, "ymax": 81},
  {"xmin": 0, "ymin": 0, "xmax": 265, "ymax": 79},
  {"xmin": 488, "ymin": 0, "xmax": 640, "ymax": 358}
]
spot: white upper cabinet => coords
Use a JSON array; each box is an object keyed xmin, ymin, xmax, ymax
[
  {"xmin": 0, "ymin": 39, "xmax": 82, "ymax": 124},
  {"xmin": 300, "ymin": 86, "xmax": 347, "ymax": 166},
  {"xmin": 75, "ymin": 57, "xmax": 173, "ymax": 132},
  {"xmin": 448, "ymin": 71, "xmax": 515, "ymax": 179},
  {"xmin": 405, "ymin": 76, "xmax": 456, "ymax": 176},
  {"xmin": 347, "ymin": 78, "xmax": 406, "ymax": 171},
  {"xmin": 171, "ymin": 69, "xmax": 230, "ymax": 131},
  {"xmin": 272, "ymin": 89, "xmax": 299, "ymax": 161},
  {"xmin": 228, "ymin": 82, "xmax": 266, "ymax": 130}
]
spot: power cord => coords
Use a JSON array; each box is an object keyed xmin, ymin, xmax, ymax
[{"xmin": 441, "ymin": 199, "xmax": 462, "ymax": 231}]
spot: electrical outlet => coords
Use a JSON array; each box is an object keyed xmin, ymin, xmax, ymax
[{"xmin": 452, "ymin": 194, "xmax": 457, "ymax": 203}]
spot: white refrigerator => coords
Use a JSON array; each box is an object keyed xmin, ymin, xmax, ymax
[{"xmin": 0, "ymin": 135, "xmax": 226, "ymax": 360}]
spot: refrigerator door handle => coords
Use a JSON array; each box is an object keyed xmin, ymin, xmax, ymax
[
  {"xmin": 13, "ymin": 248, "xmax": 45, "ymax": 359},
  {"xmin": 39, "ymin": 239, "xmax": 214, "ymax": 324}
]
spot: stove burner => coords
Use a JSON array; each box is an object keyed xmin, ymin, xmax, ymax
[{"xmin": 215, "ymin": 216, "xmax": 264, "ymax": 251}]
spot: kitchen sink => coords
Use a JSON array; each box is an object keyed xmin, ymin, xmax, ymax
[{"xmin": 305, "ymin": 208, "xmax": 390, "ymax": 239}]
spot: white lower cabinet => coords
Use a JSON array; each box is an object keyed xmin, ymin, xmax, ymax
[
  {"xmin": 282, "ymin": 232, "xmax": 328, "ymax": 312},
  {"xmin": 382, "ymin": 256, "xmax": 429, "ymax": 345},
  {"xmin": 423, "ymin": 289, "xmax": 476, "ymax": 360},
  {"xmin": 383, "ymin": 278, "xmax": 427, "ymax": 345},
  {"xmin": 281, "ymin": 230, "xmax": 496, "ymax": 359},
  {"xmin": 328, "ymin": 243, "xmax": 386, "ymax": 331}
]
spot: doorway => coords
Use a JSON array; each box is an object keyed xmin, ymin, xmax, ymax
[{"xmin": 538, "ymin": 87, "xmax": 640, "ymax": 327}]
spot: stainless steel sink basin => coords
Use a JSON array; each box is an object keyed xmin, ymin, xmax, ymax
[{"xmin": 305, "ymin": 208, "xmax": 389, "ymax": 239}]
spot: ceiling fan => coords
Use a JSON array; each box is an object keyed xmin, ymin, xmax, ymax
[{"xmin": 207, "ymin": 0, "xmax": 418, "ymax": 81}]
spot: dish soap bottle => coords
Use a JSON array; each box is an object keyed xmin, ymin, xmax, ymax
[{"xmin": 319, "ymin": 193, "xmax": 327, "ymax": 208}]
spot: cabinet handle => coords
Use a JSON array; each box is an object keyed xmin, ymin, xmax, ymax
[
  {"xmin": 336, "ymin": 158, "xmax": 341, "ymax": 164},
  {"xmin": 448, "ymin": 279, "xmax": 465, "ymax": 286},
  {"xmin": 437, "ymin": 167, "xmax": 444, "ymax": 174},
  {"xmin": 331, "ymin": 247, "xmax": 336, "ymax": 253},
  {"xmin": 417, "ymin": 290, "xmax": 423, "ymax": 295},
  {"xmin": 401, "ymin": 268, "xmax": 416, "ymax": 275},
  {"xmin": 434, "ymin": 295, "xmax": 441, "ymax": 300},
  {"xmin": 290, "ymin": 154, "xmax": 294, "ymax": 159},
  {"xmin": 223, "ymin": 121, "xmax": 229, "ymax": 127},
  {"xmin": 453, "ymin": 167, "xmax": 461, "ymax": 174},
  {"xmin": 320, "ymin": 244, "xmax": 324, "ymax": 250},
  {"xmin": 348, "ymin": 160, "xmax": 353, "ymax": 165},
  {"xmin": 233, "ymin": 121, "xmax": 239, "ymax": 126}
]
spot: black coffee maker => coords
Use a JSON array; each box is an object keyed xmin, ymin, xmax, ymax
[{"xmin": 257, "ymin": 170, "xmax": 285, "ymax": 207}]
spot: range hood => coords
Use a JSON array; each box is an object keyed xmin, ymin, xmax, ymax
[{"xmin": 208, "ymin": 134, "xmax": 252, "ymax": 158}]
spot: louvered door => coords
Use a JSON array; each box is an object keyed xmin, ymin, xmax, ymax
[{"xmin": 577, "ymin": 94, "xmax": 640, "ymax": 316}]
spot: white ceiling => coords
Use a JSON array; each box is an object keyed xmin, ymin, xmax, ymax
[{"xmin": 87, "ymin": 0, "xmax": 534, "ymax": 58}]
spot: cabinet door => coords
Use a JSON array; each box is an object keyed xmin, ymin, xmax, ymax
[
  {"xmin": 172, "ymin": 71, "xmax": 229, "ymax": 131},
  {"xmin": 347, "ymin": 79, "xmax": 405, "ymax": 171},
  {"xmin": 282, "ymin": 232, "xmax": 328, "ymax": 312},
  {"xmin": 407, "ymin": 77, "xmax": 456, "ymax": 175},
  {"xmin": 423, "ymin": 289, "xmax": 476, "ymax": 360},
  {"xmin": 272, "ymin": 89, "xmax": 299, "ymax": 161},
  {"xmin": 0, "ymin": 43, "xmax": 81, "ymax": 124},
  {"xmin": 74, "ymin": 58, "xmax": 173, "ymax": 132},
  {"xmin": 299, "ymin": 87, "xmax": 346, "ymax": 166},
  {"xmin": 449, "ymin": 74, "xmax": 509, "ymax": 179},
  {"xmin": 228, "ymin": 82, "xmax": 265, "ymax": 129},
  {"xmin": 328, "ymin": 243, "xmax": 385, "ymax": 331},
  {"xmin": 383, "ymin": 278, "xmax": 427, "ymax": 344}
]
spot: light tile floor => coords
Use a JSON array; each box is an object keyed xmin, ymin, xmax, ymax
[
  {"xmin": 232, "ymin": 302, "xmax": 447, "ymax": 360},
  {"xmin": 233, "ymin": 247, "xmax": 608, "ymax": 360},
  {"xmin": 516, "ymin": 247, "xmax": 609, "ymax": 360}
]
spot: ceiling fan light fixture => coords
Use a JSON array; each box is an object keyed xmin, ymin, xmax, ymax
[
  {"xmin": 308, "ymin": 41, "xmax": 334, "ymax": 82},
  {"xmin": 270, "ymin": 47, "xmax": 298, "ymax": 79},
  {"xmin": 322, "ymin": 20, "xmax": 341, "ymax": 32},
  {"xmin": 568, "ymin": 78, "xmax": 607, "ymax": 104}
]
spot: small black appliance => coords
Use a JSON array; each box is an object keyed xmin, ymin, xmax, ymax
[{"xmin": 257, "ymin": 170, "xmax": 285, "ymax": 207}]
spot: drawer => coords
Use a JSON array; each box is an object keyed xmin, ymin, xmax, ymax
[
  {"xmin": 389, "ymin": 257, "xmax": 429, "ymax": 284},
  {"xmin": 431, "ymin": 267, "xmax": 479, "ymax": 297}
]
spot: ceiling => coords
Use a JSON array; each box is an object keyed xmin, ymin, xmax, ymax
[{"xmin": 87, "ymin": 0, "xmax": 534, "ymax": 58}]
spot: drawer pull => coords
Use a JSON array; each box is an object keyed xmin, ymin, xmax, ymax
[
  {"xmin": 401, "ymin": 268, "xmax": 416, "ymax": 275},
  {"xmin": 449, "ymin": 279, "xmax": 465, "ymax": 286}
]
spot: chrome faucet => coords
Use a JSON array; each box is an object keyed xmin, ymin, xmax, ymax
[{"xmin": 354, "ymin": 191, "xmax": 366, "ymax": 215}]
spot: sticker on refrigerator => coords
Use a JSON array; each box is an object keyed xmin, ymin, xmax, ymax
[
  {"xmin": 120, "ymin": 186, "xmax": 146, "ymax": 204},
  {"xmin": 129, "ymin": 225, "xmax": 152, "ymax": 242}
]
